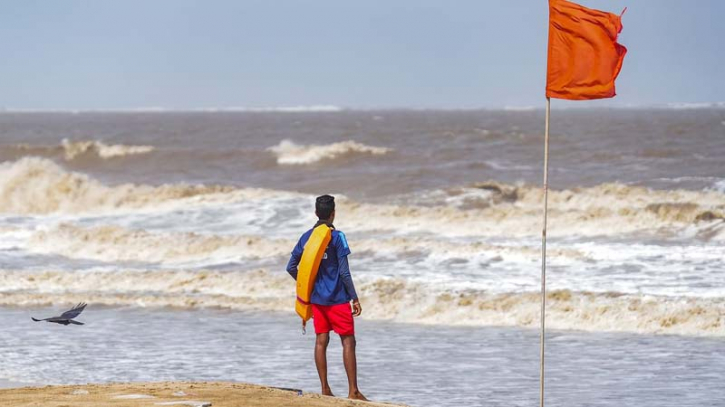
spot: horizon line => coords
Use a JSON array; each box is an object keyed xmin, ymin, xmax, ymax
[{"xmin": 1, "ymin": 102, "xmax": 724, "ymax": 113}]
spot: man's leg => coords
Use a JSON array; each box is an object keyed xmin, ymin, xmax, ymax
[
  {"xmin": 315, "ymin": 333, "xmax": 334, "ymax": 396},
  {"xmin": 341, "ymin": 335, "xmax": 367, "ymax": 400}
]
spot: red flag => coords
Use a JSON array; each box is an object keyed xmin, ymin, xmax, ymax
[{"xmin": 546, "ymin": 0, "xmax": 627, "ymax": 100}]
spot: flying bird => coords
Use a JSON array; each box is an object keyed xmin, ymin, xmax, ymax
[{"xmin": 32, "ymin": 302, "xmax": 87, "ymax": 325}]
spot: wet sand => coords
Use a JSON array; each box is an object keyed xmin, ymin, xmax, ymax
[{"xmin": 0, "ymin": 381, "xmax": 403, "ymax": 407}]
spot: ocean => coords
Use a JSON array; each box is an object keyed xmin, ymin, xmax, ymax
[{"xmin": 0, "ymin": 108, "xmax": 723, "ymax": 406}]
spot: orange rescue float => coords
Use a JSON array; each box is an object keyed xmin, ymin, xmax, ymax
[{"xmin": 295, "ymin": 224, "xmax": 332, "ymax": 331}]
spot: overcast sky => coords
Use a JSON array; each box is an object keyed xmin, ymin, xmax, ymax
[{"xmin": 1, "ymin": 0, "xmax": 723, "ymax": 109}]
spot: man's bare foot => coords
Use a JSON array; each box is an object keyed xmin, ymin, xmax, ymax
[
  {"xmin": 322, "ymin": 387, "xmax": 335, "ymax": 397},
  {"xmin": 348, "ymin": 390, "xmax": 368, "ymax": 401}
]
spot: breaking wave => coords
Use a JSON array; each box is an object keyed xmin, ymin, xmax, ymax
[
  {"xmin": 60, "ymin": 139, "xmax": 155, "ymax": 160},
  {"xmin": 0, "ymin": 157, "xmax": 272, "ymax": 215},
  {"xmin": 1, "ymin": 268, "xmax": 722, "ymax": 337},
  {"xmin": 1, "ymin": 158, "xmax": 723, "ymax": 239},
  {"xmin": 267, "ymin": 139, "xmax": 392, "ymax": 165},
  {"xmin": 342, "ymin": 182, "xmax": 725, "ymax": 239},
  {"xmin": 5, "ymin": 139, "xmax": 155, "ymax": 161}
]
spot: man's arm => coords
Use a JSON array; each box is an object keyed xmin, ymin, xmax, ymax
[
  {"xmin": 338, "ymin": 255, "xmax": 358, "ymax": 301},
  {"xmin": 286, "ymin": 240, "xmax": 303, "ymax": 279},
  {"xmin": 286, "ymin": 254, "xmax": 300, "ymax": 279},
  {"xmin": 335, "ymin": 231, "xmax": 362, "ymax": 316},
  {"xmin": 339, "ymin": 255, "xmax": 362, "ymax": 316}
]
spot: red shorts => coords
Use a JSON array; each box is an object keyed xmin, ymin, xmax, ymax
[{"xmin": 312, "ymin": 303, "xmax": 355, "ymax": 336}]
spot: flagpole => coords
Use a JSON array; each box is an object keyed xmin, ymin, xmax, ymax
[{"xmin": 539, "ymin": 97, "xmax": 551, "ymax": 407}]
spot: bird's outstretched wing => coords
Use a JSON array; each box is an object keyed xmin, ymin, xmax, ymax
[{"xmin": 59, "ymin": 302, "xmax": 87, "ymax": 320}]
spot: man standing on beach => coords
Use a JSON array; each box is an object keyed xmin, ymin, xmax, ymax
[{"xmin": 286, "ymin": 195, "xmax": 367, "ymax": 401}]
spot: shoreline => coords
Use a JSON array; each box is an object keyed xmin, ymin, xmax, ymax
[{"xmin": 0, "ymin": 381, "xmax": 405, "ymax": 407}]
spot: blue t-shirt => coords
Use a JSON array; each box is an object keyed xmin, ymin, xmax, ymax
[{"xmin": 287, "ymin": 227, "xmax": 356, "ymax": 305}]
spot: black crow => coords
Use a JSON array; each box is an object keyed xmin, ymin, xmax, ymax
[{"xmin": 32, "ymin": 302, "xmax": 87, "ymax": 325}]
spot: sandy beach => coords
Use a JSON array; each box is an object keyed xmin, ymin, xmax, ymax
[{"xmin": 0, "ymin": 382, "xmax": 404, "ymax": 407}]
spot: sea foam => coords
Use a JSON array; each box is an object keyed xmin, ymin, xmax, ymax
[
  {"xmin": 0, "ymin": 268, "xmax": 722, "ymax": 337},
  {"xmin": 22, "ymin": 222, "xmax": 582, "ymax": 267}
]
